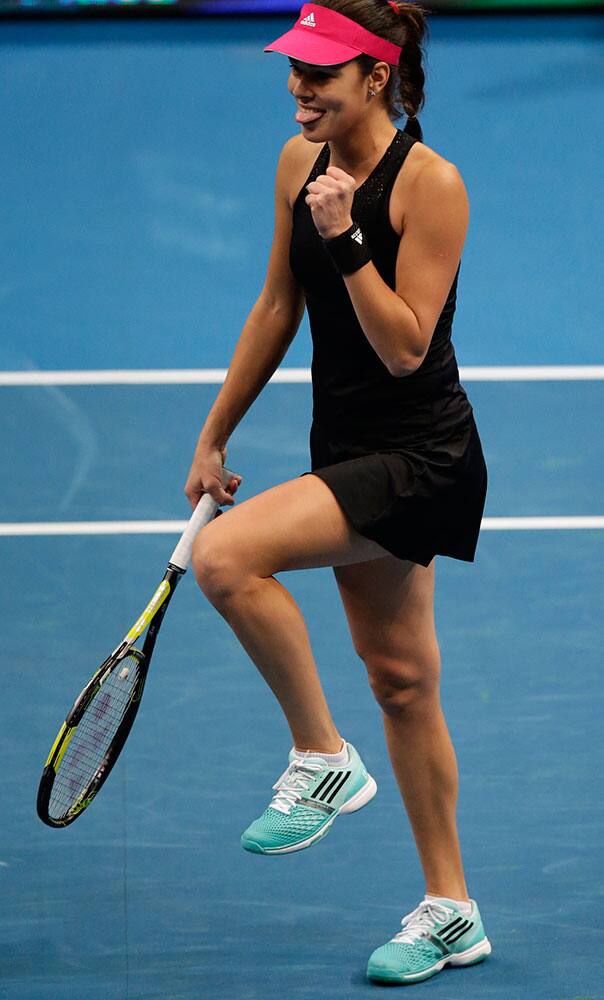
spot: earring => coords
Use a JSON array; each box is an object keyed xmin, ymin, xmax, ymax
[{"xmin": 369, "ymin": 88, "xmax": 377, "ymax": 98}]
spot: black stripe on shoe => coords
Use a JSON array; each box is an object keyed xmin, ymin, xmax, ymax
[
  {"xmin": 325, "ymin": 770, "xmax": 351, "ymax": 803},
  {"xmin": 440, "ymin": 919, "xmax": 469, "ymax": 942},
  {"xmin": 311, "ymin": 771, "xmax": 335, "ymax": 799},
  {"xmin": 443, "ymin": 921, "xmax": 474, "ymax": 945},
  {"xmin": 317, "ymin": 771, "xmax": 347, "ymax": 801},
  {"xmin": 441, "ymin": 916, "xmax": 464, "ymax": 935}
]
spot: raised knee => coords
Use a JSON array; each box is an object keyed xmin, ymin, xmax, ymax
[
  {"xmin": 364, "ymin": 653, "xmax": 440, "ymax": 717},
  {"xmin": 191, "ymin": 529, "xmax": 241, "ymax": 605}
]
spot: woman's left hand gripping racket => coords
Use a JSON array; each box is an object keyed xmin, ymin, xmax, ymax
[{"xmin": 36, "ymin": 466, "xmax": 239, "ymax": 828}]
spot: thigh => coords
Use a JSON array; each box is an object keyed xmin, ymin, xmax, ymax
[
  {"xmin": 333, "ymin": 555, "xmax": 438, "ymax": 664},
  {"xmin": 193, "ymin": 472, "xmax": 391, "ymax": 575}
]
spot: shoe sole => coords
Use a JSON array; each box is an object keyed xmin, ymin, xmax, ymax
[
  {"xmin": 367, "ymin": 936, "xmax": 493, "ymax": 983},
  {"xmin": 242, "ymin": 774, "xmax": 377, "ymax": 855}
]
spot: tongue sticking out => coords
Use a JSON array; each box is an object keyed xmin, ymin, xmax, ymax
[{"xmin": 296, "ymin": 107, "xmax": 326, "ymax": 124}]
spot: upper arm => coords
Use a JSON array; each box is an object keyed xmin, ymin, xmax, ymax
[
  {"xmin": 394, "ymin": 159, "xmax": 469, "ymax": 368},
  {"xmin": 258, "ymin": 136, "xmax": 306, "ymax": 332}
]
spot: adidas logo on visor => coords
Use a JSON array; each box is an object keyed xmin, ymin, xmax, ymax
[{"xmin": 300, "ymin": 11, "xmax": 317, "ymax": 26}]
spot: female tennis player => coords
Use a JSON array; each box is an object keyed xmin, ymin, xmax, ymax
[{"xmin": 184, "ymin": 0, "xmax": 491, "ymax": 985}]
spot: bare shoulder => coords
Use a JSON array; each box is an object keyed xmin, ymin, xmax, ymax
[
  {"xmin": 415, "ymin": 144, "xmax": 467, "ymax": 197},
  {"xmin": 277, "ymin": 134, "xmax": 326, "ymax": 210},
  {"xmin": 390, "ymin": 140, "xmax": 469, "ymax": 233}
]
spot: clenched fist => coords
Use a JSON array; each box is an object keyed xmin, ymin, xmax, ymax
[{"xmin": 305, "ymin": 165, "xmax": 356, "ymax": 240}]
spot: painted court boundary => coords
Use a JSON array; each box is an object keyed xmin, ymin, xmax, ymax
[
  {"xmin": 1, "ymin": 366, "xmax": 604, "ymax": 385},
  {"xmin": 0, "ymin": 517, "xmax": 603, "ymax": 537}
]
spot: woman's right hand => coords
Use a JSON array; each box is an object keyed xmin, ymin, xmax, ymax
[{"xmin": 184, "ymin": 441, "xmax": 242, "ymax": 512}]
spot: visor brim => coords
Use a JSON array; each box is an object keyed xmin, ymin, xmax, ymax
[{"xmin": 264, "ymin": 28, "xmax": 361, "ymax": 67}]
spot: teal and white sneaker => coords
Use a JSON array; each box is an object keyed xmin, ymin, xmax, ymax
[
  {"xmin": 367, "ymin": 897, "xmax": 492, "ymax": 984},
  {"xmin": 241, "ymin": 741, "xmax": 377, "ymax": 855}
]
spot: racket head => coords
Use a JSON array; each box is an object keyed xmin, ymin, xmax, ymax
[{"xmin": 37, "ymin": 649, "xmax": 147, "ymax": 828}]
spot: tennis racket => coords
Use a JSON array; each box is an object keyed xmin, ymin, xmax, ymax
[{"xmin": 36, "ymin": 466, "xmax": 238, "ymax": 828}]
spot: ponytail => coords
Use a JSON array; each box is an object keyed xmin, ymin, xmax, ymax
[
  {"xmin": 390, "ymin": 1, "xmax": 427, "ymax": 141},
  {"xmin": 403, "ymin": 115, "xmax": 423, "ymax": 141}
]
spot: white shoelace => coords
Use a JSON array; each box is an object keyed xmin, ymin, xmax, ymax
[
  {"xmin": 269, "ymin": 760, "xmax": 325, "ymax": 815},
  {"xmin": 392, "ymin": 901, "xmax": 454, "ymax": 944}
]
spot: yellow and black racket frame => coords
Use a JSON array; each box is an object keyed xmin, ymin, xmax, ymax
[{"xmin": 36, "ymin": 563, "xmax": 184, "ymax": 827}]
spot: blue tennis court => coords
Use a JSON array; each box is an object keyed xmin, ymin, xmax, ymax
[{"xmin": 1, "ymin": 12, "xmax": 603, "ymax": 1000}]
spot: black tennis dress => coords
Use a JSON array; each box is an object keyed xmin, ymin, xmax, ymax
[{"xmin": 291, "ymin": 128, "xmax": 488, "ymax": 567}]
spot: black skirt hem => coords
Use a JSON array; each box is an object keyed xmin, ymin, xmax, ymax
[{"xmin": 300, "ymin": 417, "xmax": 488, "ymax": 567}]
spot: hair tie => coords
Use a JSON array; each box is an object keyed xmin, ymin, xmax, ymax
[{"xmin": 387, "ymin": 0, "xmax": 402, "ymax": 13}]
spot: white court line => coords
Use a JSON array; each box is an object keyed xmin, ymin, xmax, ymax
[
  {"xmin": 1, "ymin": 366, "xmax": 604, "ymax": 386},
  {"xmin": 480, "ymin": 516, "xmax": 604, "ymax": 530},
  {"xmin": 0, "ymin": 517, "xmax": 603, "ymax": 537},
  {"xmin": 0, "ymin": 521, "xmax": 189, "ymax": 536}
]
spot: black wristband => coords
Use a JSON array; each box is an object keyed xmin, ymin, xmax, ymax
[{"xmin": 323, "ymin": 223, "xmax": 372, "ymax": 276}]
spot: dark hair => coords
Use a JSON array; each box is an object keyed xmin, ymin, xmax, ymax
[{"xmin": 312, "ymin": 0, "xmax": 429, "ymax": 141}]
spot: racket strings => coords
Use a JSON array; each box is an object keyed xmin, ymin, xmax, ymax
[{"xmin": 48, "ymin": 653, "xmax": 141, "ymax": 820}]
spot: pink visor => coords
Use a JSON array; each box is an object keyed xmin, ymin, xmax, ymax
[{"xmin": 264, "ymin": 3, "xmax": 402, "ymax": 67}]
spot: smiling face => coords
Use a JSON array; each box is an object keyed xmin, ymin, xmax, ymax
[{"xmin": 288, "ymin": 57, "xmax": 390, "ymax": 142}]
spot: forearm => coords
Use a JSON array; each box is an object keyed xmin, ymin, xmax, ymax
[
  {"xmin": 200, "ymin": 296, "xmax": 302, "ymax": 447},
  {"xmin": 343, "ymin": 261, "xmax": 424, "ymax": 377}
]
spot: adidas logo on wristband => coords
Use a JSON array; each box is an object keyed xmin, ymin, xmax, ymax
[{"xmin": 324, "ymin": 223, "xmax": 371, "ymax": 275}]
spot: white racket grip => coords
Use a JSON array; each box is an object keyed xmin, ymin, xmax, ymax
[{"xmin": 169, "ymin": 466, "xmax": 238, "ymax": 572}]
